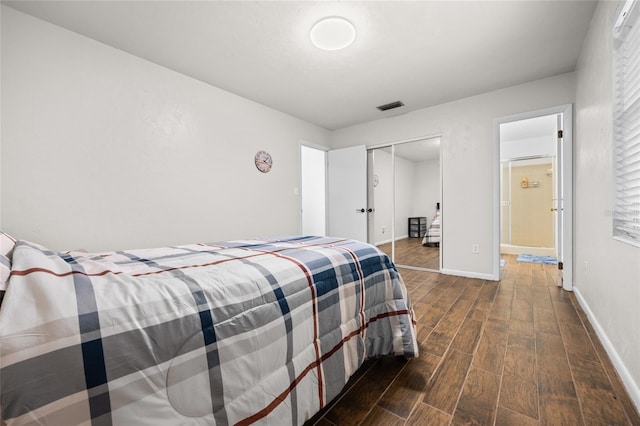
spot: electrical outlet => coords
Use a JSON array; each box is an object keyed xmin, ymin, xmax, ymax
[
  {"xmin": 382, "ymin": 226, "xmax": 386, "ymax": 234},
  {"xmin": 472, "ymin": 244, "xmax": 479, "ymax": 254}
]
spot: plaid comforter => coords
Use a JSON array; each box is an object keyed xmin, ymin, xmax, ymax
[{"xmin": 0, "ymin": 236, "xmax": 417, "ymax": 425}]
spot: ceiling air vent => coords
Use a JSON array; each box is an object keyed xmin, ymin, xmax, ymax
[{"xmin": 376, "ymin": 101, "xmax": 404, "ymax": 111}]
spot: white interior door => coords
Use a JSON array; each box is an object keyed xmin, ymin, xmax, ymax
[
  {"xmin": 554, "ymin": 115, "xmax": 563, "ymax": 269},
  {"xmin": 327, "ymin": 145, "xmax": 368, "ymax": 241},
  {"xmin": 557, "ymin": 107, "xmax": 573, "ymax": 291}
]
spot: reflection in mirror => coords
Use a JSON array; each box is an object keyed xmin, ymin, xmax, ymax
[{"xmin": 368, "ymin": 137, "xmax": 441, "ymax": 271}]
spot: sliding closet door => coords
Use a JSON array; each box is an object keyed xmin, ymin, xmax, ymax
[
  {"xmin": 367, "ymin": 137, "xmax": 441, "ymax": 271},
  {"xmin": 393, "ymin": 139, "xmax": 441, "ymax": 271}
]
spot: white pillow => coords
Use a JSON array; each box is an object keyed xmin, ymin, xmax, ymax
[{"xmin": 1, "ymin": 232, "xmax": 17, "ymax": 291}]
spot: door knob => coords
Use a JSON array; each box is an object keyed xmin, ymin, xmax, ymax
[
  {"xmin": 356, "ymin": 208, "xmax": 365, "ymax": 213},
  {"xmin": 367, "ymin": 208, "xmax": 374, "ymax": 213},
  {"xmin": 550, "ymin": 208, "xmax": 558, "ymax": 211}
]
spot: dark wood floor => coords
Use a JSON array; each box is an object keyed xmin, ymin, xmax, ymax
[
  {"xmin": 306, "ymin": 255, "xmax": 640, "ymax": 425},
  {"xmin": 378, "ymin": 237, "xmax": 440, "ymax": 270}
]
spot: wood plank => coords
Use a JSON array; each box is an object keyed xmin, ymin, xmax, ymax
[
  {"xmin": 503, "ymin": 335, "xmax": 536, "ymax": 383},
  {"xmin": 484, "ymin": 317, "xmax": 510, "ymax": 334},
  {"xmin": 466, "ymin": 299, "xmax": 490, "ymax": 321},
  {"xmin": 420, "ymin": 304, "xmax": 449, "ymax": 329},
  {"xmin": 511, "ymin": 299, "xmax": 534, "ymax": 322},
  {"xmin": 538, "ymin": 372, "xmax": 583, "ymax": 425},
  {"xmin": 472, "ymin": 329, "xmax": 508, "ymax": 374},
  {"xmin": 467, "ymin": 282, "xmax": 497, "ymax": 319},
  {"xmin": 378, "ymin": 353, "xmax": 441, "ymax": 419},
  {"xmin": 451, "ymin": 318, "xmax": 483, "ymax": 354},
  {"xmin": 499, "ymin": 374, "xmax": 538, "ymax": 419},
  {"xmin": 423, "ymin": 298, "xmax": 473, "ymax": 356},
  {"xmin": 569, "ymin": 356, "xmax": 629, "ymax": 425},
  {"xmin": 478, "ymin": 281, "xmax": 499, "ymax": 303},
  {"xmin": 305, "ymin": 359, "xmax": 378, "ymax": 425},
  {"xmin": 411, "ymin": 301, "xmax": 430, "ymax": 322},
  {"xmin": 415, "ymin": 323, "xmax": 433, "ymax": 345},
  {"xmin": 509, "ymin": 318, "xmax": 534, "ymax": 338},
  {"xmin": 532, "ymin": 287, "xmax": 554, "ymax": 310},
  {"xmin": 559, "ymin": 322, "xmax": 598, "ymax": 363},
  {"xmin": 536, "ymin": 331, "xmax": 572, "ymax": 381},
  {"xmin": 495, "ymin": 407, "xmax": 538, "ymax": 426},
  {"xmin": 458, "ymin": 278, "xmax": 483, "ymax": 300},
  {"xmin": 552, "ymin": 299, "xmax": 583, "ymax": 326},
  {"xmin": 451, "ymin": 367, "xmax": 500, "ymax": 425},
  {"xmin": 423, "ymin": 349, "xmax": 473, "ymax": 414},
  {"xmin": 324, "ymin": 356, "xmax": 406, "ymax": 426},
  {"xmin": 406, "ymin": 403, "xmax": 451, "ymax": 426},
  {"xmin": 534, "ymin": 307, "xmax": 560, "ymax": 335},
  {"xmin": 536, "ymin": 333, "xmax": 571, "ymax": 380},
  {"xmin": 359, "ymin": 405, "xmax": 405, "ymax": 426}
]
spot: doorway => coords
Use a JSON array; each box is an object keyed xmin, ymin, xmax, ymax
[
  {"xmin": 300, "ymin": 144, "xmax": 327, "ymax": 236},
  {"xmin": 494, "ymin": 105, "xmax": 573, "ymax": 290}
]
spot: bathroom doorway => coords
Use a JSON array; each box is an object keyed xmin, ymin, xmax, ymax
[{"xmin": 495, "ymin": 104, "xmax": 573, "ymax": 290}]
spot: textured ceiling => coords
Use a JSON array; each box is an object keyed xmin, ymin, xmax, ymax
[{"xmin": 3, "ymin": 1, "xmax": 598, "ymax": 130}]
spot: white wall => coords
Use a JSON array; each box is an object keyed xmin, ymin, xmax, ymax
[
  {"xmin": 394, "ymin": 155, "xmax": 415, "ymax": 240},
  {"xmin": 413, "ymin": 159, "xmax": 440, "ymax": 222},
  {"xmin": 0, "ymin": 6, "xmax": 330, "ymax": 251},
  {"xmin": 500, "ymin": 135, "xmax": 556, "ymax": 160},
  {"xmin": 332, "ymin": 73, "xmax": 576, "ymax": 279},
  {"xmin": 574, "ymin": 0, "xmax": 640, "ymax": 411}
]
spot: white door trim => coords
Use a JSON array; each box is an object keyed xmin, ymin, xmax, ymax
[{"xmin": 493, "ymin": 104, "xmax": 573, "ymax": 290}]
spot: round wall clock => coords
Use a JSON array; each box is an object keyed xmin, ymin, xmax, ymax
[{"xmin": 255, "ymin": 150, "xmax": 273, "ymax": 173}]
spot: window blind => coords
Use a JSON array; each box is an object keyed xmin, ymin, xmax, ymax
[{"xmin": 613, "ymin": 0, "xmax": 640, "ymax": 247}]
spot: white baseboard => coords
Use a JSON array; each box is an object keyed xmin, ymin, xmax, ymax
[
  {"xmin": 374, "ymin": 238, "xmax": 393, "ymax": 245},
  {"xmin": 573, "ymin": 287, "xmax": 640, "ymax": 414},
  {"xmin": 440, "ymin": 268, "xmax": 499, "ymax": 281},
  {"xmin": 374, "ymin": 235, "xmax": 410, "ymax": 246},
  {"xmin": 500, "ymin": 244, "xmax": 555, "ymax": 256}
]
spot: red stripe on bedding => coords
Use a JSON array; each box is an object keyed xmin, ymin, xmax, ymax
[
  {"xmin": 9, "ymin": 238, "xmax": 353, "ymax": 280},
  {"xmin": 335, "ymin": 246, "xmax": 367, "ymax": 339},
  {"xmin": 237, "ymin": 308, "xmax": 411, "ymax": 425},
  {"xmin": 10, "ymin": 251, "xmax": 271, "ymax": 279},
  {"xmin": 241, "ymin": 247, "xmax": 326, "ymax": 410}
]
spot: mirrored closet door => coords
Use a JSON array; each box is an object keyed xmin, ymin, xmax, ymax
[{"xmin": 368, "ymin": 136, "xmax": 441, "ymax": 271}]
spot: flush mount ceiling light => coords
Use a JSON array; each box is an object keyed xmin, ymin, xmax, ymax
[{"xmin": 310, "ymin": 17, "xmax": 356, "ymax": 51}]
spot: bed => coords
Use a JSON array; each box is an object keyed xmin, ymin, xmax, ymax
[
  {"xmin": 422, "ymin": 209, "xmax": 441, "ymax": 247},
  {"xmin": 0, "ymin": 234, "xmax": 417, "ymax": 425}
]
